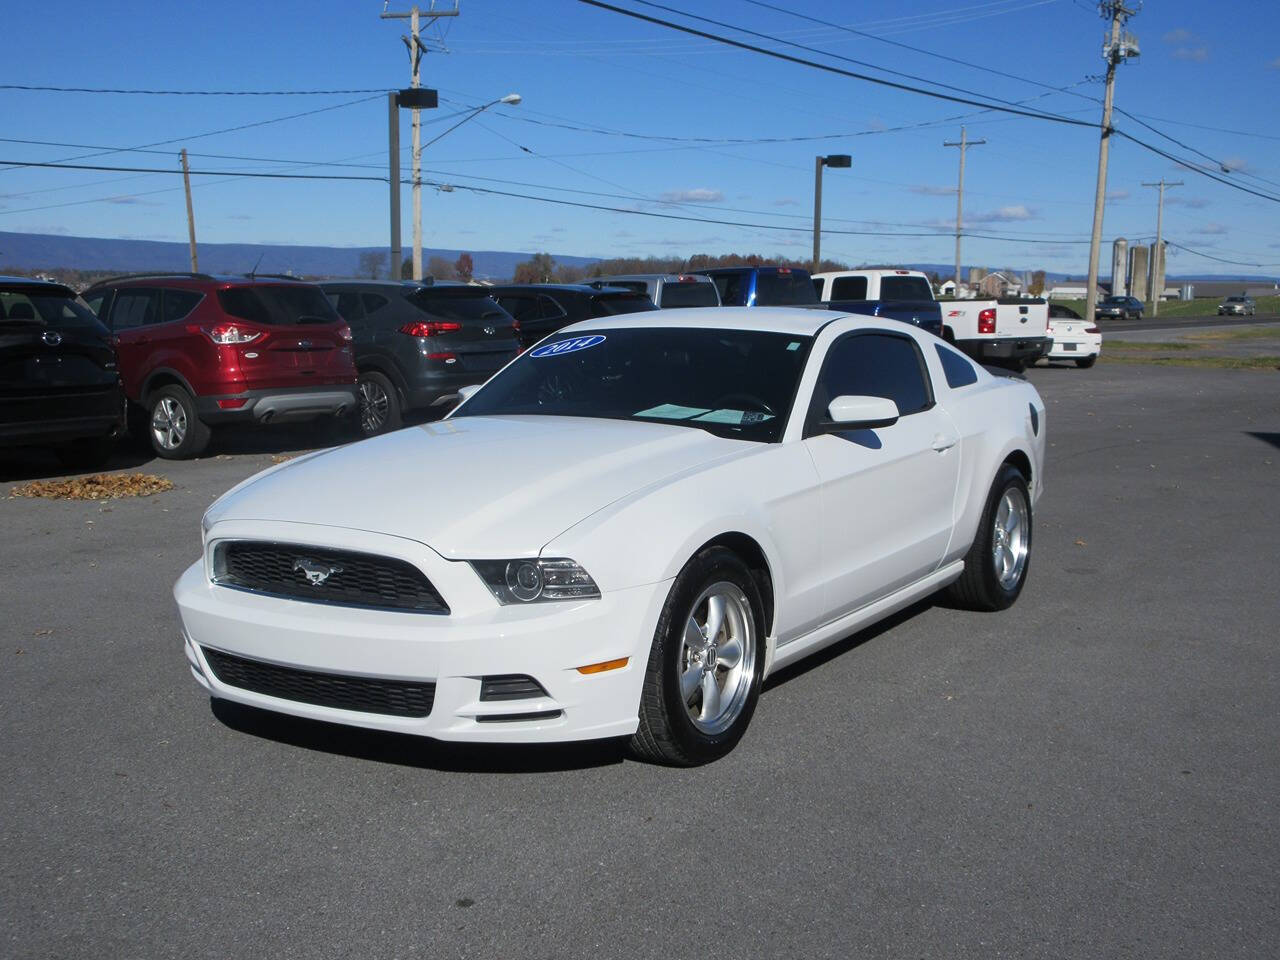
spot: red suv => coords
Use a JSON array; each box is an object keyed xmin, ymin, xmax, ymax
[{"xmin": 83, "ymin": 274, "xmax": 357, "ymax": 458}]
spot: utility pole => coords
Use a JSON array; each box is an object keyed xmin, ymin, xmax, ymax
[
  {"xmin": 1142, "ymin": 177, "xmax": 1181, "ymax": 316},
  {"xmin": 812, "ymin": 154, "xmax": 851, "ymax": 272},
  {"xmin": 1085, "ymin": 1, "xmax": 1140, "ymax": 324},
  {"xmin": 388, "ymin": 93, "xmax": 402, "ymax": 280},
  {"xmin": 381, "ymin": 2, "xmax": 459, "ymax": 282},
  {"xmin": 179, "ymin": 149, "xmax": 198, "ymax": 272},
  {"xmin": 944, "ymin": 126, "xmax": 984, "ymax": 291}
]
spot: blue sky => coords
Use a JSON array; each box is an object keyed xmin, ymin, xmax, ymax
[{"xmin": 1, "ymin": 0, "xmax": 1277, "ymax": 276}]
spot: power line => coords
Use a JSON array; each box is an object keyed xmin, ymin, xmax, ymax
[
  {"xmin": 1165, "ymin": 240, "xmax": 1280, "ymax": 268},
  {"xmin": 1113, "ymin": 131, "xmax": 1280, "ymax": 204},
  {"xmin": 0, "ymin": 84, "xmax": 389, "ymax": 96},
  {"xmin": 575, "ymin": 0, "xmax": 1097, "ymax": 127}
]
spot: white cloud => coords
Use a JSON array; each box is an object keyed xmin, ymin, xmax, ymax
[
  {"xmin": 970, "ymin": 204, "xmax": 1037, "ymax": 223},
  {"xmin": 772, "ymin": 198, "xmax": 800, "ymax": 207},
  {"xmin": 1166, "ymin": 195, "xmax": 1209, "ymax": 209},
  {"xmin": 1220, "ymin": 155, "xmax": 1255, "ymax": 174},
  {"xmin": 659, "ymin": 188, "xmax": 724, "ymax": 204},
  {"xmin": 911, "ymin": 184, "xmax": 957, "ymax": 196},
  {"xmin": 1269, "ymin": 57, "xmax": 1280, "ymax": 70},
  {"xmin": 1172, "ymin": 47, "xmax": 1209, "ymax": 62},
  {"xmin": 1162, "ymin": 28, "xmax": 1196, "ymax": 44},
  {"xmin": 1106, "ymin": 189, "xmax": 1130, "ymax": 201},
  {"xmin": 1192, "ymin": 223, "xmax": 1229, "ymax": 235}
]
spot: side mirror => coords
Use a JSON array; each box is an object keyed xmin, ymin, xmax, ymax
[
  {"xmin": 456, "ymin": 383, "xmax": 482, "ymax": 403},
  {"xmin": 824, "ymin": 395, "xmax": 899, "ymax": 430}
]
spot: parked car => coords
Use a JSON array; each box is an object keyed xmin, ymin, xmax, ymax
[
  {"xmin": 487, "ymin": 284, "xmax": 656, "ymax": 349},
  {"xmin": 812, "ymin": 269, "xmax": 943, "ymax": 337},
  {"xmin": 82, "ymin": 274, "xmax": 357, "ymax": 459},
  {"xmin": 320, "ymin": 280, "xmax": 519, "ymax": 437},
  {"xmin": 1094, "ymin": 295, "xmax": 1143, "ymax": 321},
  {"xmin": 178, "ymin": 307, "xmax": 1046, "ymax": 766},
  {"xmin": 693, "ymin": 266, "xmax": 818, "ymax": 307},
  {"xmin": 587, "ymin": 273, "xmax": 720, "ymax": 308},
  {"xmin": 1, "ymin": 276, "xmax": 125, "ymax": 466},
  {"xmin": 1217, "ymin": 296, "xmax": 1256, "ymax": 317},
  {"xmin": 1044, "ymin": 304, "xmax": 1102, "ymax": 368}
]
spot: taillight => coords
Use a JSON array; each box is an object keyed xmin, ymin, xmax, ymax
[
  {"xmin": 978, "ymin": 308, "xmax": 996, "ymax": 335},
  {"xmin": 1085, "ymin": 325, "xmax": 1100, "ymax": 334},
  {"xmin": 400, "ymin": 321, "xmax": 462, "ymax": 337},
  {"xmin": 426, "ymin": 351, "xmax": 457, "ymax": 362},
  {"xmin": 337, "ymin": 324, "xmax": 352, "ymax": 342},
  {"xmin": 197, "ymin": 323, "xmax": 261, "ymax": 344}
]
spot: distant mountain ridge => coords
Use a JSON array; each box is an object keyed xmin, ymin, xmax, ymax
[
  {"xmin": 0, "ymin": 231, "xmax": 598, "ymax": 280},
  {"xmin": 0, "ymin": 231, "xmax": 1272, "ymax": 284}
]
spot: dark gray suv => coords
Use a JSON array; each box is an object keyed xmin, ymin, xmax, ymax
[{"xmin": 320, "ymin": 280, "xmax": 519, "ymax": 436}]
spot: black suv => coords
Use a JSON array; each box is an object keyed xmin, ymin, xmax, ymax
[
  {"xmin": 320, "ymin": 280, "xmax": 520, "ymax": 436},
  {"xmin": 1, "ymin": 276, "xmax": 125, "ymax": 467},
  {"xmin": 486, "ymin": 284, "xmax": 656, "ymax": 350}
]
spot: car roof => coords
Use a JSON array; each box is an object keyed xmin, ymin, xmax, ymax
[
  {"xmin": 487, "ymin": 283, "xmax": 639, "ymax": 295},
  {"xmin": 318, "ymin": 279, "xmax": 429, "ymax": 290},
  {"xmin": 84, "ymin": 273, "xmax": 318, "ymax": 291},
  {"xmin": 551, "ymin": 305, "xmax": 872, "ymax": 337},
  {"xmin": 0, "ymin": 275, "xmax": 78, "ymax": 297},
  {"xmin": 591, "ymin": 273, "xmax": 714, "ymax": 282}
]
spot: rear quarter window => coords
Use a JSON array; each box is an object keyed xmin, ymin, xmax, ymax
[{"xmin": 935, "ymin": 343, "xmax": 979, "ymax": 388}]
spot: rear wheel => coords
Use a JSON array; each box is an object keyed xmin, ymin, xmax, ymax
[
  {"xmin": 357, "ymin": 371, "xmax": 401, "ymax": 437},
  {"xmin": 148, "ymin": 385, "xmax": 210, "ymax": 459},
  {"xmin": 1075, "ymin": 355, "xmax": 1097, "ymax": 369},
  {"xmin": 946, "ymin": 464, "xmax": 1032, "ymax": 611},
  {"xmin": 629, "ymin": 547, "xmax": 765, "ymax": 766}
]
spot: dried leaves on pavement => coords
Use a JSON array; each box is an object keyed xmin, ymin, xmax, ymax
[{"xmin": 10, "ymin": 473, "xmax": 174, "ymax": 501}]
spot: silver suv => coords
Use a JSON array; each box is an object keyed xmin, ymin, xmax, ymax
[
  {"xmin": 1217, "ymin": 296, "xmax": 1256, "ymax": 316},
  {"xmin": 588, "ymin": 273, "xmax": 720, "ymax": 308}
]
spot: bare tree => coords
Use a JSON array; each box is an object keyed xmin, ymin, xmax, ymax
[
  {"xmin": 454, "ymin": 252, "xmax": 474, "ymax": 281},
  {"xmin": 358, "ymin": 250, "xmax": 387, "ymax": 279}
]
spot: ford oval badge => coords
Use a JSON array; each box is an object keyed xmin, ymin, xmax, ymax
[{"xmin": 530, "ymin": 334, "xmax": 606, "ymax": 358}]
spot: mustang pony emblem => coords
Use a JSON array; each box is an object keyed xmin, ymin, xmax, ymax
[{"xmin": 293, "ymin": 557, "xmax": 343, "ymax": 587}]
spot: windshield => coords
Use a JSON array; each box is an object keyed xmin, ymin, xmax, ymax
[
  {"xmin": 453, "ymin": 327, "xmax": 813, "ymax": 442},
  {"xmin": 1225, "ymin": 297, "xmax": 1246, "ymax": 303},
  {"xmin": 659, "ymin": 282, "xmax": 718, "ymax": 308},
  {"xmin": 591, "ymin": 293, "xmax": 656, "ymax": 316},
  {"xmin": 754, "ymin": 271, "xmax": 817, "ymax": 306},
  {"xmin": 407, "ymin": 289, "xmax": 510, "ymax": 323},
  {"xmin": 217, "ymin": 285, "xmax": 340, "ymax": 325}
]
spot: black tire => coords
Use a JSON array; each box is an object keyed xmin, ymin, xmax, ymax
[
  {"xmin": 54, "ymin": 435, "xmax": 116, "ymax": 469},
  {"xmin": 946, "ymin": 464, "xmax": 1033, "ymax": 611},
  {"xmin": 629, "ymin": 546, "xmax": 766, "ymax": 766},
  {"xmin": 146, "ymin": 385, "xmax": 211, "ymax": 460},
  {"xmin": 1075, "ymin": 355, "xmax": 1097, "ymax": 369},
  {"xmin": 357, "ymin": 371, "xmax": 402, "ymax": 437}
]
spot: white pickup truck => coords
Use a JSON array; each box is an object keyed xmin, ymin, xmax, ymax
[
  {"xmin": 938, "ymin": 297, "xmax": 1051, "ymax": 371},
  {"xmin": 811, "ymin": 269, "xmax": 943, "ymax": 337}
]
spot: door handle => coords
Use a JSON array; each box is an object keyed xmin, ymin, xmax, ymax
[{"xmin": 931, "ymin": 434, "xmax": 957, "ymax": 452}]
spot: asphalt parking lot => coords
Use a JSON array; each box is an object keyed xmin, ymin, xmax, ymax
[{"xmin": 2, "ymin": 360, "xmax": 1278, "ymax": 959}]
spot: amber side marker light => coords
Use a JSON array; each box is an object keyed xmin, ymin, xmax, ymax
[{"xmin": 577, "ymin": 657, "xmax": 629, "ymax": 675}]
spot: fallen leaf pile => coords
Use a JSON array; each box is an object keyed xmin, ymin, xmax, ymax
[{"xmin": 10, "ymin": 473, "xmax": 174, "ymax": 501}]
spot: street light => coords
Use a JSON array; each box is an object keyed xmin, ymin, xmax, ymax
[{"xmin": 813, "ymin": 154, "xmax": 851, "ymax": 273}]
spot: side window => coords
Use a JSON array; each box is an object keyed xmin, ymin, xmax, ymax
[
  {"xmin": 718, "ymin": 274, "xmax": 743, "ymax": 305},
  {"xmin": 361, "ymin": 293, "xmax": 390, "ymax": 315},
  {"xmin": 498, "ymin": 296, "xmax": 539, "ymax": 324},
  {"xmin": 935, "ymin": 343, "xmax": 979, "ymax": 389},
  {"xmin": 332, "ymin": 292, "xmax": 364, "ymax": 323},
  {"xmin": 109, "ymin": 289, "xmax": 160, "ymax": 330},
  {"xmin": 161, "ymin": 289, "xmax": 202, "ymax": 323},
  {"xmin": 812, "ymin": 332, "xmax": 933, "ymax": 426},
  {"xmin": 83, "ymin": 292, "xmax": 107, "ymax": 317},
  {"xmin": 538, "ymin": 295, "xmax": 568, "ymax": 321},
  {"xmin": 831, "ymin": 276, "xmax": 868, "ymax": 300}
]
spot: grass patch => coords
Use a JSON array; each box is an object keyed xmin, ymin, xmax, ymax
[
  {"xmin": 1100, "ymin": 354, "xmax": 1280, "ymax": 370},
  {"xmin": 10, "ymin": 473, "xmax": 174, "ymax": 501},
  {"xmin": 1184, "ymin": 326, "xmax": 1280, "ymax": 342}
]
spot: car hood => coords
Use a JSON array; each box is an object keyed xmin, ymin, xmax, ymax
[{"xmin": 206, "ymin": 415, "xmax": 748, "ymax": 557}]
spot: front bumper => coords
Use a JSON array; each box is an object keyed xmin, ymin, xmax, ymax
[
  {"xmin": 196, "ymin": 384, "xmax": 358, "ymax": 424},
  {"xmin": 174, "ymin": 525, "xmax": 669, "ymax": 743}
]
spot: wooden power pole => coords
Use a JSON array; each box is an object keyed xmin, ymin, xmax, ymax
[
  {"xmin": 180, "ymin": 149, "xmax": 198, "ymax": 272},
  {"xmin": 944, "ymin": 126, "xmax": 985, "ymax": 290}
]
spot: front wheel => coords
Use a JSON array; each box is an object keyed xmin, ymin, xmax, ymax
[
  {"xmin": 946, "ymin": 464, "xmax": 1032, "ymax": 611},
  {"xmin": 629, "ymin": 547, "xmax": 765, "ymax": 766}
]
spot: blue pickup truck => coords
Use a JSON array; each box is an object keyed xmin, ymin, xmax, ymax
[{"xmin": 695, "ymin": 265, "xmax": 943, "ymax": 337}]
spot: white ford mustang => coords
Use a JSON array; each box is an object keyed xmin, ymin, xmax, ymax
[{"xmin": 175, "ymin": 308, "xmax": 1046, "ymax": 765}]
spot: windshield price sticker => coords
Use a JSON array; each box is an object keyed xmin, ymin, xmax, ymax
[{"xmin": 530, "ymin": 335, "xmax": 606, "ymax": 358}]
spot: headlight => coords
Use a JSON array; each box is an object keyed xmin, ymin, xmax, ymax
[{"xmin": 470, "ymin": 558, "xmax": 600, "ymax": 604}]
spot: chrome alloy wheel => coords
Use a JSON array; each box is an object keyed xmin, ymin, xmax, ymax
[
  {"xmin": 151, "ymin": 397, "xmax": 188, "ymax": 451},
  {"xmin": 679, "ymin": 582, "xmax": 757, "ymax": 735},
  {"xmin": 359, "ymin": 377, "xmax": 389, "ymax": 434},
  {"xmin": 992, "ymin": 486, "xmax": 1030, "ymax": 591}
]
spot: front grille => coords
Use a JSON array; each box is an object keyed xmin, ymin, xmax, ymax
[
  {"xmin": 215, "ymin": 541, "xmax": 448, "ymax": 614},
  {"xmin": 202, "ymin": 647, "xmax": 435, "ymax": 718}
]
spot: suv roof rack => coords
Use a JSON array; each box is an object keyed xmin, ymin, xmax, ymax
[
  {"xmin": 84, "ymin": 271, "xmax": 216, "ymax": 288},
  {"xmin": 240, "ymin": 273, "xmax": 308, "ymax": 282}
]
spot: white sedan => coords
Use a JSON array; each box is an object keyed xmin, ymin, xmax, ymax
[
  {"xmin": 1045, "ymin": 305, "xmax": 1102, "ymax": 368},
  {"xmin": 176, "ymin": 309, "xmax": 1046, "ymax": 765}
]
